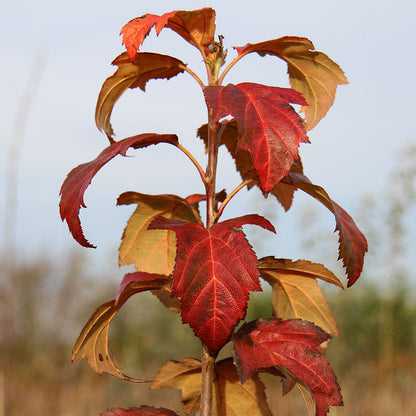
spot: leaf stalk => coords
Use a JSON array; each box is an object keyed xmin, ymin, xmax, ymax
[
  {"xmin": 176, "ymin": 143, "xmax": 206, "ymax": 183},
  {"xmin": 215, "ymin": 179, "xmax": 254, "ymax": 222}
]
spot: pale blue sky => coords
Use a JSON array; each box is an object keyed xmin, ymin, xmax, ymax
[{"xmin": 1, "ymin": 0, "xmax": 415, "ymax": 281}]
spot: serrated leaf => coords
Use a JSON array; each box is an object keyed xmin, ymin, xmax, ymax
[
  {"xmin": 149, "ymin": 215, "xmax": 276, "ymax": 352},
  {"xmin": 72, "ymin": 272, "xmax": 171, "ymax": 381},
  {"xmin": 282, "ymin": 172, "xmax": 368, "ymax": 286},
  {"xmin": 117, "ymin": 192, "xmax": 202, "ymax": 275},
  {"xmin": 59, "ymin": 133, "xmax": 178, "ymax": 248},
  {"xmin": 100, "ymin": 406, "xmax": 180, "ymax": 416},
  {"xmin": 270, "ymin": 157, "xmax": 304, "ymax": 211},
  {"xmin": 258, "ymin": 257, "xmax": 342, "ymax": 337},
  {"xmin": 197, "ymin": 119, "xmax": 302, "ymax": 210},
  {"xmin": 96, "ymin": 52, "xmax": 186, "ymax": 138},
  {"xmin": 121, "ymin": 8, "xmax": 216, "ymax": 61},
  {"xmin": 204, "ymin": 83, "xmax": 308, "ymax": 192},
  {"xmin": 151, "ymin": 358, "xmax": 271, "ymax": 416},
  {"xmin": 235, "ymin": 37, "xmax": 348, "ymax": 130},
  {"xmin": 233, "ymin": 318, "xmax": 343, "ymax": 416}
]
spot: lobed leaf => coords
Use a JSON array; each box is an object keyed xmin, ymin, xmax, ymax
[
  {"xmin": 96, "ymin": 52, "xmax": 186, "ymax": 138},
  {"xmin": 281, "ymin": 172, "xmax": 368, "ymax": 286},
  {"xmin": 204, "ymin": 83, "xmax": 308, "ymax": 192},
  {"xmin": 121, "ymin": 8, "xmax": 216, "ymax": 61},
  {"xmin": 151, "ymin": 358, "xmax": 271, "ymax": 416},
  {"xmin": 59, "ymin": 133, "xmax": 178, "ymax": 248},
  {"xmin": 235, "ymin": 37, "xmax": 348, "ymax": 130},
  {"xmin": 149, "ymin": 215, "xmax": 276, "ymax": 352},
  {"xmin": 100, "ymin": 406, "xmax": 179, "ymax": 416},
  {"xmin": 258, "ymin": 257, "xmax": 342, "ymax": 337},
  {"xmin": 72, "ymin": 272, "xmax": 171, "ymax": 381},
  {"xmin": 233, "ymin": 318, "xmax": 343, "ymax": 416}
]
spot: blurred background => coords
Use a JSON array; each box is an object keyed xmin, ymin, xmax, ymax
[{"xmin": 1, "ymin": 0, "xmax": 415, "ymax": 415}]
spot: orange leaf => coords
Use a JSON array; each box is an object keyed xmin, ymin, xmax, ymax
[
  {"xmin": 235, "ymin": 37, "xmax": 348, "ymax": 130},
  {"xmin": 121, "ymin": 8, "xmax": 216, "ymax": 60},
  {"xmin": 96, "ymin": 52, "xmax": 186, "ymax": 138}
]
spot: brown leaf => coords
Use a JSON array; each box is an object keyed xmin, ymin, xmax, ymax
[
  {"xmin": 270, "ymin": 158, "xmax": 303, "ymax": 211},
  {"xmin": 72, "ymin": 272, "xmax": 171, "ymax": 381},
  {"xmin": 151, "ymin": 358, "xmax": 271, "ymax": 416},
  {"xmin": 96, "ymin": 52, "xmax": 186, "ymax": 138},
  {"xmin": 258, "ymin": 257, "xmax": 342, "ymax": 337},
  {"xmin": 197, "ymin": 119, "xmax": 302, "ymax": 209},
  {"xmin": 235, "ymin": 37, "xmax": 348, "ymax": 130}
]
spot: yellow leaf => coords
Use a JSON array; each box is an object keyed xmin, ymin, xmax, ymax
[
  {"xmin": 118, "ymin": 192, "xmax": 201, "ymax": 276},
  {"xmin": 72, "ymin": 274, "xmax": 171, "ymax": 381},
  {"xmin": 151, "ymin": 358, "xmax": 272, "ymax": 416},
  {"xmin": 259, "ymin": 257, "xmax": 342, "ymax": 337}
]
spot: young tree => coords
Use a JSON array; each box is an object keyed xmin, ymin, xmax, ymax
[{"xmin": 60, "ymin": 8, "xmax": 367, "ymax": 416}]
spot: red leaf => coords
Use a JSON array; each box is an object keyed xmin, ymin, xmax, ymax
[
  {"xmin": 233, "ymin": 318, "xmax": 343, "ymax": 416},
  {"xmin": 59, "ymin": 133, "xmax": 178, "ymax": 248},
  {"xmin": 204, "ymin": 83, "xmax": 308, "ymax": 192},
  {"xmin": 149, "ymin": 215, "xmax": 275, "ymax": 352},
  {"xmin": 234, "ymin": 37, "xmax": 348, "ymax": 131},
  {"xmin": 121, "ymin": 8, "xmax": 216, "ymax": 61},
  {"xmin": 282, "ymin": 172, "xmax": 368, "ymax": 286},
  {"xmin": 100, "ymin": 406, "xmax": 179, "ymax": 416}
]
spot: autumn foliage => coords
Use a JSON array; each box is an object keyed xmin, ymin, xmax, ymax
[{"xmin": 59, "ymin": 7, "xmax": 367, "ymax": 416}]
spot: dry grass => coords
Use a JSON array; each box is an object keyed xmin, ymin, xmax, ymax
[{"xmin": 2, "ymin": 256, "xmax": 415, "ymax": 416}]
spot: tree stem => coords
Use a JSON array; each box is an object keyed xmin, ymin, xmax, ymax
[
  {"xmin": 200, "ymin": 343, "xmax": 216, "ymax": 416},
  {"xmin": 205, "ymin": 109, "xmax": 219, "ymax": 228}
]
